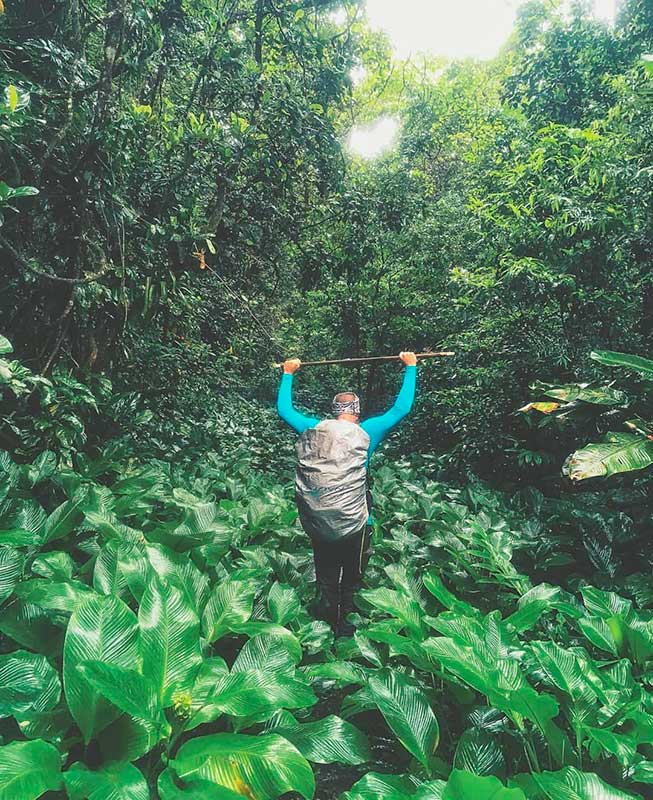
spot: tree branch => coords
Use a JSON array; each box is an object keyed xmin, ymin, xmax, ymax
[{"xmin": 0, "ymin": 236, "xmax": 113, "ymax": 284}]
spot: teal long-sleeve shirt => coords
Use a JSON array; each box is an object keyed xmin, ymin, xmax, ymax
[{"xmin": 276, "ymin": 365, "xmax": 417, "ymax": 461}]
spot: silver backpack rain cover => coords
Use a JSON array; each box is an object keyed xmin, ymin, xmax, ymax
[{"xmin": 295, "ymin": 419, "xmax": 370, "ymax": 542}]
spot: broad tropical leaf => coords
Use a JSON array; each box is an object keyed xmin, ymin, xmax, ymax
[
  {"xmin": 0, "ymin": 739, "xmax": 62, "ymax": 799},
  {"xmin": 145, "ymin": 544, "xmax": 210, "ymax": 611},
  {"xmin": 43, "ymin": 490, "xmax": 87, "ymax": 543},
  {"xmin": 443, "ymin": 770, "xmax": 525, "ymax": 799},
  {"xmin": 170, "ymin": 733, "xmax": 315, "ymax": 799},
  {"xmin": 231, "ymin": 633, "xmax": 301, "ymax": 675},
  {"xmin": 31, "ymin": 551, "xmax": 74, "ymax": 580},
  {"xmin": 65, "ymin": 762, "xmax": 149, "ymax": 800},
  {"xmin": 15, "ymin": 578, "xmax": 94, "ymax": 613},
  {"xmin": 78, "ymin": 661, "xmax": 167, "ymax": 731},
  {"xmin": 273, "ymin": 715, "xmax": 371, "ymax": 765},
  {"xmin": 453, "ymin": 728, "xmax": 505, "ymax": 777},
  {"xmin": 63, "ymin": 595, "xmax": 139, "ymax": 743},
  {"xmin": 0, "ymin": 650, "xmax": 60, "ymax": 718},
  {"xmin": 201, "ymin": 578, "xmax": 256, "ymax": 642},
  {"xmin": 367, "ymin": 668, "xmax": 439, "ymax": 771},
  {"xmin": 531, "ymin": 381, "xmax": 626, "ymax": 406},
  {"xmin": 360, "ymin": 587, "xmax": 425, "ymax": 639},
  {"xmin": 341, "ymin": 771, "xmax": 417, "ymax": 800},
  {"xmin": 532, "ymin": 766, "xmax": 639, "ymax": 799},
  {"xmin": 583, "ymin": 726, "xmax": 637, "ymax": 767},
  {"xmin": 268, "ymin": 582, "xmax": 301, "ymax": 625},
  {"xmin": 139, "ymin": 574, "xmax": 202, "ymax": 705},
  {"xmin": 563, "ymin": 433, "xmax": 653, "ymax": 481},
  {"xmin": 517, "ymin": 402, "xmax": 561, "ymax": 414},
  {"xmin": 158, "ymin": 768, "xmax": 245, "ymax": 799},
  {"xmin": 0, "ymin": 547, "xmax": 25, "ymax": 602},
  {"xmin": 186, "ymin": 668, "xmax": 316, "ymax": 730},
  {"xmin": 0, "ymin": 599, "xmax": 61, "ymax": 654},
  {"xmin": 590, "ymin": 350, "xmax": 653, "ymax": 377}
]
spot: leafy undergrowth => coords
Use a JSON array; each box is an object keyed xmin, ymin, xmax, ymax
[{"xmin": 1, "ymin": 439, "xmax": 653, "ymax": 799}]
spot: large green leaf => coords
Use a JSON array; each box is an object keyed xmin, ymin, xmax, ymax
[
  {"xmin": 0, "ymin": 337, "xmax": 13, "ymax": 356},
  {"xmin": 267, "ymin": 582, "xmax": 301, "ymax": 625},
  {"xmin": 78, "ymin": 660, "xmax": 167, "ymax": 731},
  {"xmin": 443, "ymin": 770, "xmax": 525, "ymax": 799},
  {"xmin": 583, "ymin": 726, "xmax": 637, "ymax": 767},
  {"xmin": 0, "ymin": 547, "xmax": 25, "ymax": 602},
  {"xmin": 360, "ymin": 587, "xmax": 425, "ymax": 639},
  {"xmin": 367, "ymin": 668, "xmax": 439, "ymax": 772},
  {"xmin": 563, "ymin": 433, "xmax": 653, "ymax": 481},
  {"xmin": 453, "ymin": 729, "xmax": 505, "ymax": 777},
  {"xmin": 170, "ymin": 733, "xmax": 315, "ymax": 799},
  {"xmin": 532, "ymin": 766, "xmax": 639, "ymax": 799},
  {"xmin": 31, "ymin": 551, "xmax": 74, "ymax": 581},
  {"xmin": 139, "ymin": 574, "xmax": 202, "ymax": 706},
  {"xmin": 531, "ymin": 381, "xmax": 626, "ymax": 406},
  {"xmin": 158, "ymin": 768, "xmax": 245, "ymax": 799},
  {"xmin": 0, "ymin": 739, "xmax": 62, "ymax": 799},
  {"xmin": 63, "ymin": 595, "xmax": 139, "ymax": 743},
  {"xmin": 186, "ymin": 668, "xmax": 316, "ymax": 730},
  {"xmin": 201, "ymin": 578, "xmax": 256, "ymax": 642},
  {"xmin": 231, "ymin": 633, "xmax": 301, "ymax": 675},
  {"xmin": 0, "ymin": 599, "xmax": 61, "ymax": 654},
  {"xmin": 64, "ymin": 762, "xmax": 149, "ymax": 800},
  {"xmin": 274, "ymin": 715, "xmax": 371, "ymax": 765},
  {"xmin": 341, "ymin": 771, "xmax": 417, "ymax": 800},
  {"xmin": 0, "ymin": 650, "xmax": 60, "ymax": 719},
  {"xmin": 14, "ymin": 578, "xmax": 94, "ymax": 613},
  {"xmin": 144, "ymin": 544, "xmax": 209, "ymax": 610},
  {"xmin": 590, "ymin": 350, "xmax": 653, "ymax": 377},
  {"xmin": 43, "ymin": 490, "xmax": 88, "ymax": 543},
  {"xmin": 97, "ymin": 714, "xmax": 161, "ymax": 763}
]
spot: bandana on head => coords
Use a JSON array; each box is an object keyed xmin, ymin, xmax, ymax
[{"xmin": 332, "ymin": 394, "xmax": 360, "ymax": 416}]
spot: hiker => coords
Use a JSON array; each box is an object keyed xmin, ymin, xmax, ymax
[{"xmin": 277, "ymin": 352, "xmax": 417, "ymax": 637}]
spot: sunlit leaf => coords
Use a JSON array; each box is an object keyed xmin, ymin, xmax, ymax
[
  {"xmin": 171, "ymin": 733, "xmax": 315, "ymax": 799},
  {"xmin": 0, "ymin": 739, "xmax": 62, "ymax": 799}
]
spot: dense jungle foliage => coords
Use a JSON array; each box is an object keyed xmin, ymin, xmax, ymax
[{"xmin": 3, "ymin": 0, "xmax": 653, "ymax": 798}]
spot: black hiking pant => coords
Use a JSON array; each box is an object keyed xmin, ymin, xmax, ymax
[{"xmin": 311, "ymin": 518, "xmax": 372, "ymax": 636}]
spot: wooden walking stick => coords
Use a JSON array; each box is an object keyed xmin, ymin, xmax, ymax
[{"xmin": 274, "ymin": 351, "xmax": 455, "ymax": 368}]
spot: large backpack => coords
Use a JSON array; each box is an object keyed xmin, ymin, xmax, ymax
[{"xmin": 295, "ymin": 419, "xmax": 370, "ymax": 542}]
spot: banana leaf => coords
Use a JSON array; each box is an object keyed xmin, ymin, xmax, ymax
[
  {"xmin": 530, "ymin": 381, "xmax": 627, "ymax": 406},
  {"xmin": 591, "ymin": 350, "xmax": 653, "ymax": 377},
  {"xmin": 563, "ymin": 433, "xmax": 653, "ymax": 481}
]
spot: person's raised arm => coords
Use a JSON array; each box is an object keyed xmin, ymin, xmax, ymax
[
  {"xmin": 276, "ymin": 358, "xmax": 320, "ymax": 434},
  {"xmin": 361, "ymin": 351, "xmax": 417, "ymax": 456}
]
